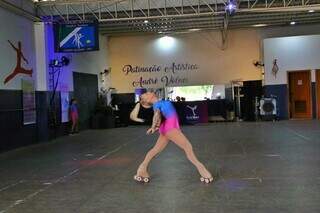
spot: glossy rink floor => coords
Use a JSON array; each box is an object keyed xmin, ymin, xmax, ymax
[{"xmin": 0, "ymin": 121, "xmax": 320, "ymax": 213}]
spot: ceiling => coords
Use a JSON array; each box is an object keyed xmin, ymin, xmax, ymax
[{"xmin": 33, "ymin": 0, "xmax": 320, "ymax": 35}]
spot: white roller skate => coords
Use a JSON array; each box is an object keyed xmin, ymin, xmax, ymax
[
  {"xmin": 200, "ymin": 176, "xmax": 214, "ymax": 184},
  {"xmin": 134, "ymin": 165, "xmax": 150, "ymax": 183},
  {"xmin": 134, "ymin": 175, "xmax": 150, "ymax": 183}
]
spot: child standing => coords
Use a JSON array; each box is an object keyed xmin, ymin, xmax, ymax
[
  {"xmin": 70, "ymin": 98, "xmax": 79, "ymax": 135},
  {"xmin": 130, "ymin": 92, "xmax": 213, "ymax": 184}
]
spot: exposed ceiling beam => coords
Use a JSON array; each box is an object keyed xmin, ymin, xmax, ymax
[
  {"xmin": 33, "ymin": 0, "xmax": 320, "ymax": 35},
  {"xmin": 0, "ymin": 0, "xmax": 41, "ymax": 21}
]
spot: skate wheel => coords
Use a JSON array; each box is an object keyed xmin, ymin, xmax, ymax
[
  {"xmin": 143, "ymin": 177, "xmax": 150, "ymax": 183},
  {"xmin": 200, "ymin": 177, "xmax": 213, "ymax": 184},
  {"xmin": 136, "ymin": 176, "xmax": 142, "ymax": 181}
]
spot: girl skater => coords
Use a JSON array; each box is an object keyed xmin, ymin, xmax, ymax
[
  {"xmin": 69, "ymin": 98, "xmax": 79, "ymax": 135},
  {"xmin": 130, "ymin": 92, "xmax": 213, "ymax": 184}
]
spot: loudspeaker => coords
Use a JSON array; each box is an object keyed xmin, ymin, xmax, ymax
[
  {"xmin": 242, "ymin": 80, "xmax": 263, "ymax": 121},
  {"xmin": 260, "ymin": 97, "xmax": 277, "ymax": 121}
]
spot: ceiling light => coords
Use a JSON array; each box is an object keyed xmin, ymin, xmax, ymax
[
  {"xmin": 308, "ymin": 9, "xmax": 315, "ymax": 13},
  {"xmin": 157, "ymin": 36, "xmax": 175, "ymax": 50},
  {"xmin": 189, "ymin": 28, "xmax": 201, "ymax": 32},
  {"xmin": 290, "ymin": 21, "xmax": 296, "ymax": 25},
  {"xmin": 225, "ymin": 0, "xmax": 237, "ymax": 15},
  {"xmin": 252, "ymin": 24, "xmax": 268, "ymax": 27},
  {"xmin": 144, "ymin": 20, "xmax": 149, "ymax": 24}
]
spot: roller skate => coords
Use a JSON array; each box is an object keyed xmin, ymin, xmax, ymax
[
  {"xmin": 133, "ymin": 175, "xmax": 150, "ymax": 183},
  {"xmin": 199, "ymin": 166, "xmax": 214, "ymax": 184},
  {"xmin": 200, "ymin": 176, "xmax": 214, "ymax": 184},
  {"xmin": 134, "ymin": 165, "xmax": 150, "ymax": 183}
]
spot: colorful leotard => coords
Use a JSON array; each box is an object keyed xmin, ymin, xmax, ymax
[
  {"xmin": 153, "ymin": 100, "xmax": 180, "ymax": 134},
  {"xmin": 70, "ymin": 103, "xmax": 79, "ymax": 122}
]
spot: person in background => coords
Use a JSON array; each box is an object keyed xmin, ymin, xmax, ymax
[
  {"xmin": 70, "ymin": 98, "xmax": 79, "ymax": 135},
  {"xmin": 181, "ymin": 97, "xmax": 186, "ymax": 102},
  {"xmin": 176, "ymin": 96, "xmax": 181, "ymax": 102}
]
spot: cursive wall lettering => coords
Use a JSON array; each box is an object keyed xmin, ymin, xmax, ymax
[
  {"xmin": 123, "ymin": 65, "xmax": 161, "ymax": 75},
  {"xmin": 122, "ymin": 62, "xmax": 198, "ymax": 88}
]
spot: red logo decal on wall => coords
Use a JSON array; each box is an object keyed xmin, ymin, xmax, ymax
[{"xmin": 3, "ymin": 40, "xmax": 33, "ymax": 84}]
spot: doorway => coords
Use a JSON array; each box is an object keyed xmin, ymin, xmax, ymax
[
  {"xmin": 73, "ymin": 72, "xmax": 98, "ymax": 129},
  {"xmin": 288, "ymin": 71, "xmax": 312, "ymax": 119}
]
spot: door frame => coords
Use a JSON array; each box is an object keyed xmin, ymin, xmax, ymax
[{"xmin": 287, "ymin": 70, "xmax": 312, "ymax": 119}]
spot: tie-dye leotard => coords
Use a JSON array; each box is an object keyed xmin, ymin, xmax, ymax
[{"xmin": 153, "ymin": 100, "xmax": 180, "ymax": 134}]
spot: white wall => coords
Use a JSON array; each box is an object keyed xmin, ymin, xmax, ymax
[
  {"xmin": 109, "ymin": 29, "xmax": 262, "ymax": 93},
  {"xmin": 70, "ymin": 35, "xmax": 110, "ymax": 91},
  {"xmin": 34, "ymin": 22, "xmax": 47, "ymax": 91},
  {"xmin": 108, "ymin": 23, "xmax": 320, "ymax": 93},
  {"xmin": 0, "ymin": 6, "xmax": 35, "ymax": 90},
  {"xmin": 264, "ymin": 35, "xmax": 320, "ymax": 85}
]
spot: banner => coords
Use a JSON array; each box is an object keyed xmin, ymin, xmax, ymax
[
  {"xmin": 184, "ymin": 101, "xmax": 208, "ymax": 124},
  {"xmin": 61, "ymin": 92, "xmax": 70, "ymax": 123},
  {"xmin": 22, "ymin": 79, "xmax": 36, "ymax": 125}
]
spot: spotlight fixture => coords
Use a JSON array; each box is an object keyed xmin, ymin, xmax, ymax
[
  {"xmin": 308, "ymin": 9, "xmax": 315, "ymax": 13},
  {"xmin": 49, "ymin": 56, "xmax": 70, "ymax": 68},
  {"xmin": 253, "ymin": 60, "xmax": 264, "ymax": 67},
  {"xmin": 144, "ymin": 20, "xmax": 149, "ymax": 24},
  {"xmin": 49, "ymin": 59, "xmax": 59, "ymax": 67},
  {"xmin": 61, "ymin": 56, "xmax": 70, "ymax": 66},
  {"xmin": 225, "ymin": 0, "xmax": 237, "ymax": 15},
  {"xmin": 290, "ymin": 21, "xmax": 296, "ymax": 25},
  {"xmin": 100, "ymin": 69, "xmax": 110, "ymax": 75}
]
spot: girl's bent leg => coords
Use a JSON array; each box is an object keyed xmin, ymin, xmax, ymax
[
  {"xmin": 165, "ymin": 129, "xmax": 213, "ymax": 180},
  {"xmin": 136, "ymin": 134, "xmax": 169, "ymax": 177}
]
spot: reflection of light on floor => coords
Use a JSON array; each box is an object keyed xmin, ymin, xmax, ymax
[
  {"xmin": 218, "ymin": 179, "xmax": 248, "ymax": 192},
  {"xmin": 70, "ymin": 157, "xmax": 132, "ymax": 167}
]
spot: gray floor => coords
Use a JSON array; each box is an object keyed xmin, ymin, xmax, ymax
[{"xmin": 0, "ymin": 121, "xmax": 320, "ymax": 213}]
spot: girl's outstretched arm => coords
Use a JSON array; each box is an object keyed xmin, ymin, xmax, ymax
[{"xmin": 147, "ymin": 109, "xmax": 161, "ymax": 135}]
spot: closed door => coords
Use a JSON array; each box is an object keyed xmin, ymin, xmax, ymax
[
  {"xmin": 73, "ymin": 72, "xmax": 98, "ymax": 129},
  {"xmin": 288, "ymin": 71, "xmax": 312, "ymax": 119},
  {"xmin": 316, "ymin": 70, "xmax": 320, "ymax": 119}
]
